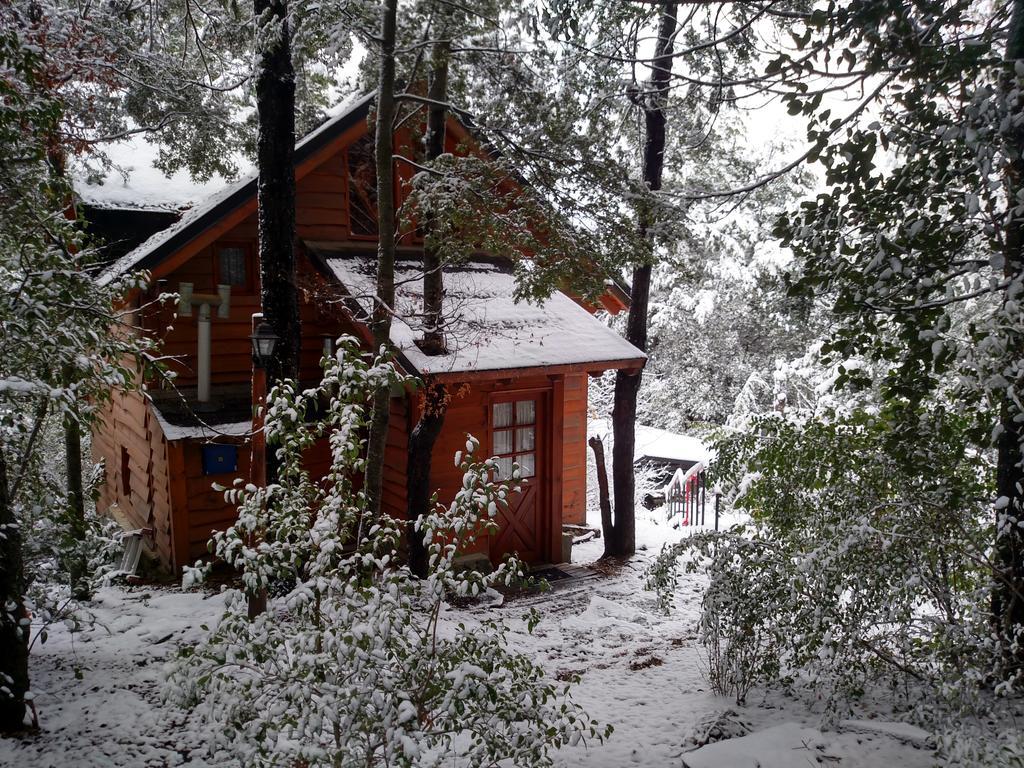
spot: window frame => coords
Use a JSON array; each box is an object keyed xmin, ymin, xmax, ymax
[
  {"xmin": 342, "ymin": 133, "xmax": 407, "ymax": 242},
  {"xmin": 213, "ymin": 241, "xmax": 256, "ymax": 295},
  {"xmin": 488, "ymin": 391, "xmax": 544, "ymax": 481}
]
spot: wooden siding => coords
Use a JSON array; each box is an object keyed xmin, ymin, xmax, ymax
[
  {"xmin": 438, "ymin": 383, "xmax": 508, "ymax": 559},
  {"xmin": 426, "ymin": 380, "xmax": 502, "ymax": 560},
  {"xmin": 182, "ymin": 440, "xmax": 251, "ymax": 561},
  {"xmin": 174, "ymin": 431, "xmax": 354, "ymax": 568},
  {"xmin": 417, "ymin": 375, "xmax": 590, "ymax": 563},
  {"xmin": 147, "ymin": 148, "xmax": 356, "ymax": 390},
  {"xmin": 381, "ymin": 395, "xmax": 410, "ymax": 520},
  {"xmin": 148, "ymin": 263, "xmax": 357, "ymax": 388},
  {"xmin": 95, "ymin": 370, "xmax": 592, "ymax": 571},
  {"xmin": 91, "ymin": 385, "xmax": 174, "ymax": 568},
  {"xmin": 561, "ymin": 374, "xmax": 588, "ymax": 525}
]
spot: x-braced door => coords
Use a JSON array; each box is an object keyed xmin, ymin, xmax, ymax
[{"xmin": 489, "ymin": 392, "xmax": 548, "ymax": 563}]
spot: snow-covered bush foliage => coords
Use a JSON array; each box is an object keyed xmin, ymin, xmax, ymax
[
  {"xmin": 0, "ymin": 13, "xmax": 171, "ymax": 726},
  {"xmin": 20, "ymin": 425, "xmax": 124, "ymax": 623},
  {"xmin": 167, "ymin": 338, "xmax": 608, "ymax": 767},
  {"xmin": 647, "ymin": 405, "xmax": 1024, "ymax": 760},
  {"xmin": 642, "ymin": 267, "xmax": 820, "ymax": 433}
]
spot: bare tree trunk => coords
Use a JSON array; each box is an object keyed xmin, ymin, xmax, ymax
[
  {"xmin": 589, "ymin": 435, "xmax": 613, "ymax": 540},
  {"xmin": 0, "ymin": 447, "xmax": 29, "ymax": 732},
  {"xmin": 255, "ymin": 0, "xmax": 300, "ymax": 486},
  {"xmin": 364, "ymin": 0, "xmax": 400, "ymax": 520},
  {"xmin": 994, "ymin": 0, "xmax": 1024, "ymax": 663},
  {"xmin": 63, "ymin": 410, "xmax": 89, "ymax": 601},
  {"xmin": 606, "ymin": 1, "xmax": 677, "ymax": 559},
  {"xmin": 420, "ymin": 27, "xmax": 450, "ymax": 356},
  {"xmin": 406, "ymin": 20, "xmax": 452, "ymax": 576},
  {"xmin": 407, "ymin": 381, "xmax": 446, "ymax": 577}
]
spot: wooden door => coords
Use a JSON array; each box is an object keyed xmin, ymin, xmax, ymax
[{"xmin": 489, "ymin": 392, "xmax": 548, "ymax": 564}]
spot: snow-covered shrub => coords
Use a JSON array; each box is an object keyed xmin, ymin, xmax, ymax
[
  {"xmin": 167, "ymin": 338, "xmax": 608, "ymax": 767},
  {"xmin": 654, "ymin": 532, "xmax": 789, "ymax": 705},
  {"xmin": 0, "ymin": 407, "xmax": 125, "ymax": 653},
  {"xmin": 648, "ymin": 406, "xmax": 1024, "ymax": 758},
  {"xmin": 20, "ymin": 428, "xmax": 124, "ymax": 635},
  {"xmin": 683, "ymin": 708, "xmax": 752, "ymax": 750}
]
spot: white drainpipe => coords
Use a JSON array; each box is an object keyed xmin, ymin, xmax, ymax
[
  {"xmin": 178, "ymin": 283, "xmax": 231, "ymax": 406},
  {"xmin": 197, "ymin": 303, "xmax": 212, "ymax": 403}
]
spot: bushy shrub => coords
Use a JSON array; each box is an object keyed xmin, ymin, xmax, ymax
[
  {"xmin": 648, "ymin": 405, "xmax": 1024, "ymax": 761},
  {"xmin": 9, "ymin": 419, "xmax": 124, "ymax": 649},
  {"xmin": 166, "ymin": 338, "xmax": 608, "ymax": 767}
]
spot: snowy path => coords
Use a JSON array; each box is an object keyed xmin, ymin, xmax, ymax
[
  {"xmin": 0, "ymin": 512, "xmax": 936, "ymax": 767},
  {"xmin": 2, "ymin": 588, "xmax": 228, "ymax": 767}
]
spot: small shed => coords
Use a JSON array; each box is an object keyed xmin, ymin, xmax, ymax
[
  {"xmin": 588, "ymin": 420, "xmax": 713, "ymax": 526},
  {"xmin": 633, "ymin": 425, "xmax": 712, "ymax": 527},
  {"xmin": 633, "ymin": 424, "xmax": 712, "ymax": 482},
  {"xmin": 633, "ymin": 424, "xmax": 712, "ymax": 526}
]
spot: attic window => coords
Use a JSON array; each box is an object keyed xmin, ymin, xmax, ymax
[
  {"xmin": 216, "ymin": 245, "xmax": 251, "ymax": 291},
  {"xmin": 218, "ymin": 248, "xmax": 246, "ymax": 285},
  {"xmin": 346, "ymin": 134, "xmax": 378, "ymax": 237}
]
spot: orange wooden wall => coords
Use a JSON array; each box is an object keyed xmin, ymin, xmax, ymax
[
  {"xmin": 92, "ymin": 385, "xmax": 175, "ymax": 566},
  {"xmin": 95, "ymin": 353, "xmax": 591, "ymax": 572},
  {"xmin": 381, "ymin": 395, "xmax": 411, "ymax": 521},
  {"xmin": 144, "ymin": 148, "xmax": 357, "ymax": 390},
  {"xmin": 561, "ymin": 373, "xmax": 588, "ymax": 526},
  {"xmin": 383, "ymin": 372, "xmax": 590, "ymax": 564},
  {"xmin": 95, "ymin": 120, "xmax": 597, "ymax": 572},
  {"xmin": 178, "ymin": 440, "xmax": 250, "ymax": 562}
]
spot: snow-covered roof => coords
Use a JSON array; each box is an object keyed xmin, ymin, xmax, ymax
[
  {"xmin": 314, "ymin": 248, "xmax": 645, "ymax": 378},
  {"xmin": 634, "ymin": 423, "xmax": 711, "ymax": 465},
  {"xmin": 155, "ymin": 415, "xmax": 252, "ymax": 442},
  {"xmin": 74, "ymin": 136, "xmax": 248, "ymax": 213},
  {"xmin": 590, "ymin": 419, "xmax": 712, "ymax": 465},
  {"xmin": 149, "ymin": 388, "xmax": 253, "ymax": 442},
  {"xmin": 96, "ymin": 92, "xmax": 375, "ymax": 286}
]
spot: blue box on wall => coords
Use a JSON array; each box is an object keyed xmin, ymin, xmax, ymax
[{"xmin": 202, "ymin": 444, "xmax": 238, "ymax": 475}]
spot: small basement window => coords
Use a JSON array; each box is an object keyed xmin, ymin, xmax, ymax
[
  {"xmin": 492, "ymin": 400, "xmax": 537, "ymax": 480},
  {"xmin": 120, "ymin": 446, "xmax": 131, "ymax": 497}
]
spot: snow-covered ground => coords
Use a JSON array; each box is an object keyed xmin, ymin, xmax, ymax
[{"xmin": 1, "ymin": 503, "xmax": 935, "ymax": 767}]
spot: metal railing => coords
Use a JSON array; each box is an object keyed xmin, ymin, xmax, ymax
[{"xmin": 664, "ymin": 463, "xmax": 713, "ymax": 529}]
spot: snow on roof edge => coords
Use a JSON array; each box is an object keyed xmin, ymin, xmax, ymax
[
  {"xmin": 319, "ymin": 250, "xmax": 645, "ymax": 377},
  {"xmin": 97, "ymin": 91, "xmax": 375, "ymax": 287},
  {"xmin": 96, "ymin": 172, "xmax": 254, "ymax": 286}
]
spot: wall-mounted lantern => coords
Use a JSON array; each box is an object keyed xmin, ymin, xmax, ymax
[{"xmin": 250, "ymin": 322, "xmax": 279, "ymax": 370}]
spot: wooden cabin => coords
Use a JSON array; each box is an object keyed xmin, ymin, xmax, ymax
[{"xmin": 84, "ymin": 94, "xmax": 645, "ymax": 573}]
